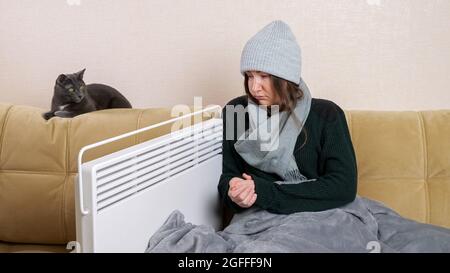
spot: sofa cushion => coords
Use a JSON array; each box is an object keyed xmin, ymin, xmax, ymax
[
  {"xmin": 345, "ymin": 110, "xmax": 450, "ymax": 228},
  {"xmin": 422, "ymin": 111, "xmax": 450, "ymax": 227}
]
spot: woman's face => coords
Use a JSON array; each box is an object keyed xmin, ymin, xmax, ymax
[{"xmin": 246, "ymin": 71, "xmax": 278, "ymax": 106}]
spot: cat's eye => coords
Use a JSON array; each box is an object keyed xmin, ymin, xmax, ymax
[{"xmin": 69, "ymin": 88, "xmax": 74, "ymax": 92}]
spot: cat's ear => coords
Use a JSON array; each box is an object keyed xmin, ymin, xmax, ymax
[
  {"xmin": 76, "ymin": 68, "xmax": 86, "ymax": 80},
  {"xmin": 56, "ymin": 74, "xmax": 67, "ymax": 84}
]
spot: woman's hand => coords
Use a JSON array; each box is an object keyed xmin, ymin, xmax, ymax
[{"xmin": 228, "ymin": 173, "xmax": 257, "ymax": 208}]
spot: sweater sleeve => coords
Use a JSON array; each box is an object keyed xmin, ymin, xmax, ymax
[
  {"xmin": 217, "ymin": 106, "xmax": 246, "ymax": 213},
  {"xmin": 253, "ymin": 108, "xmax": 358, "ymax": 214}
]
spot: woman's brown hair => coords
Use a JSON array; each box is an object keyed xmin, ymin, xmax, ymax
[{"xmin": 244, "ymin": 74, "xmax": 303, "ymax": 114}]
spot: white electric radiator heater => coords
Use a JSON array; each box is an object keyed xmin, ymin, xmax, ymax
[{"xmin": 75, "ymin": 107, "xmax": 223, "ymax": 253}]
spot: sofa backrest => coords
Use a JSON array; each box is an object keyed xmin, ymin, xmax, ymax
[
  {"xmin": 344, "ymin": 110, "xmax": 450, "ymax": 229},
  {"xmin": 0, "ymin": 104, "xmax": 449, "ymax": 245}
]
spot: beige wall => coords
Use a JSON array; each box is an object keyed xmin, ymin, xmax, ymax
[{"xmin": 0, "ymin": 0, "xmax": 449, "ymax": 111}]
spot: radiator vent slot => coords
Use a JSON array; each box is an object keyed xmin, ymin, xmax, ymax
[{"xmin": 91, "ymin": 119, "xmax": 223, "ymax": 213}]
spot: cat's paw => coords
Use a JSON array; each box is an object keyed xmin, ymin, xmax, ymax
[{"xmin": 42, "ymin": 112, "xmax": 54, "ymax": 120}]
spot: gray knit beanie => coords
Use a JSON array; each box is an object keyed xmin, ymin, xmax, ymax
[{"xmin": 240, "ymin": 20, "xmax": 301, "ymax": 85}]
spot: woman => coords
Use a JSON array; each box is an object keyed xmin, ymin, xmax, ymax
[
  {"xmin": 218, "ymin": 20, "xmax": 357, "ymax": 215},
  {"xmin": 212, "ymin": 20, "xmax": 450, "ymax": 253}
]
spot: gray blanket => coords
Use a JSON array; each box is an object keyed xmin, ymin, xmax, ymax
[{"xmin": 145, "ymin": 197, "xmax": 450, "ymax": 253}]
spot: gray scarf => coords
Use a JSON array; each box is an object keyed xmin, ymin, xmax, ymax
[{"xmin": 234, "ymin": 78, "xmax": 313, "ymax": 182}]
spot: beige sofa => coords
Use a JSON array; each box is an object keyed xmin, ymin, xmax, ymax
[{"xmin": 0, "ymin": 103, "xmax": 449, "ymax": 252}]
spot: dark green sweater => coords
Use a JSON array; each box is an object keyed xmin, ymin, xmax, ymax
[{"xmin": 218, "ymin": 96, "xmax": 357, "ymax": 214}]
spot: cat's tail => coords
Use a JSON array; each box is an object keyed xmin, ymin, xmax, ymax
[{"xmin": 110, "ymin": 98, "xmax": 132, "ymax": 109}]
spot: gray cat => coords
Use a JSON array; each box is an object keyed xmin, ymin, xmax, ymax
[{"xmin": 43, "ymin": 69, "xmax": 132, "ymax": 120}]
